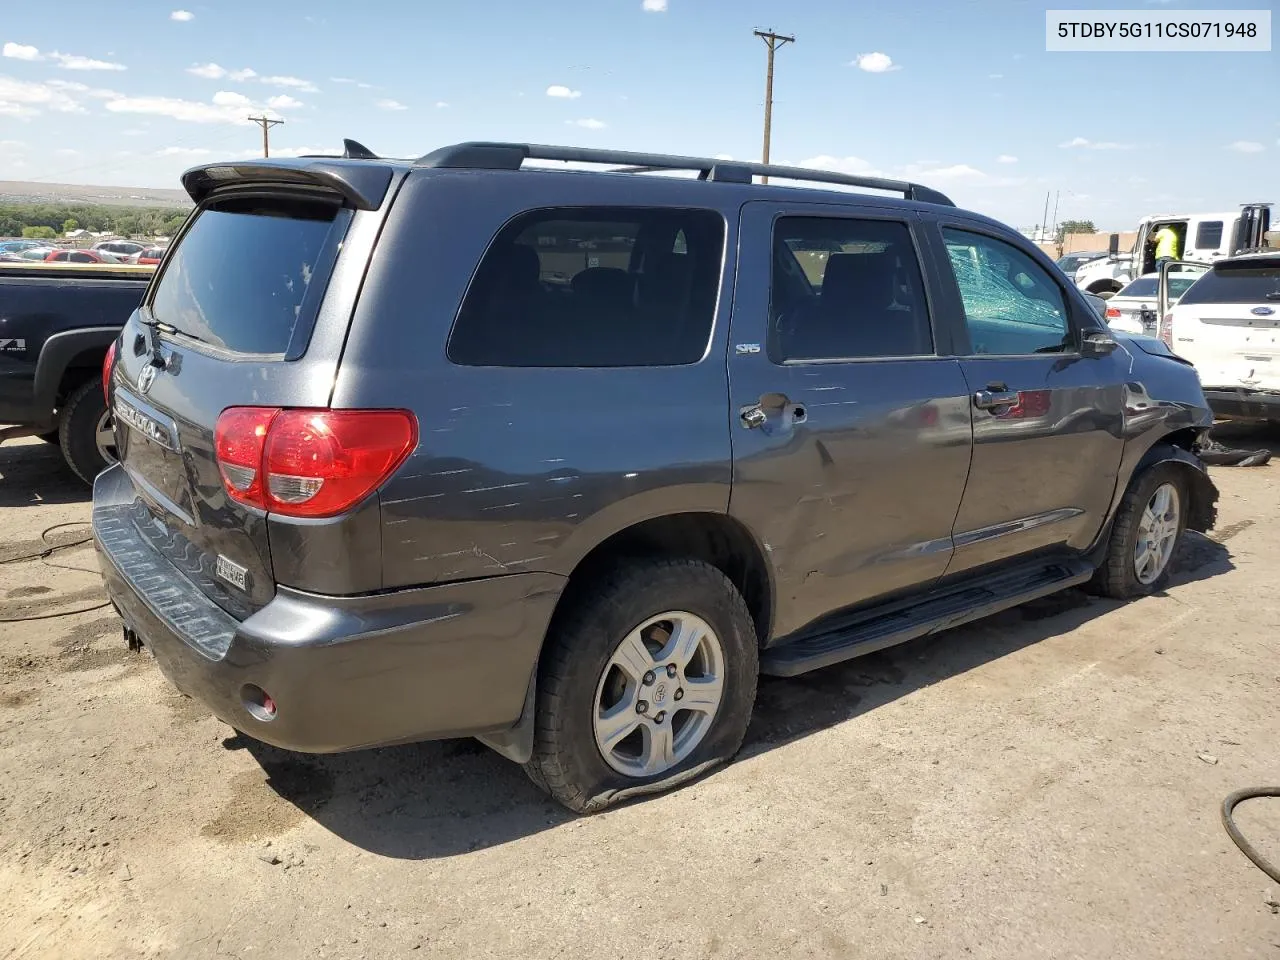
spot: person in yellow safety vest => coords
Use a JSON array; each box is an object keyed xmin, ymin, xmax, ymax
[{"xmin": 1152, "ymin": 224, "xmax": 1181, "ymax": 268}]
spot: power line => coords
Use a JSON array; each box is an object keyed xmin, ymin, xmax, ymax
[
  {"xmin": 754, "ymin": 29, "xmax": 794, "ymax": 185},
  {"xmin": 247, "ymin": 116, "xmax": 284, "ymax": 158}
]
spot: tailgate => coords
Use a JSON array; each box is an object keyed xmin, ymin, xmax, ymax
[
  {"xmin": 1174, "ymin": 259, "xmax": 1280, "ymax": 391},
  {"xmin": 109, "ymin": 190, "xmax": 356, "ymax": 618}
]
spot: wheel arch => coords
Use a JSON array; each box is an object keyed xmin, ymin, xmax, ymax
[
  {"xmin": 549, "ymin": 511, "xmax": 774, "ymax": 648},
  {"xmin": 478, "ymin": 511, "xmax": 774, "ymax": 767}
]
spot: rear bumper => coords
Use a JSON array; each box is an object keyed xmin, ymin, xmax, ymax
[
  {"xmin": 1203, "ymin": 388, "xmax": 1280, "ymax": 422},
  {"xmin": 92, "ymin": 464, "xmax": 565, "ymax": 753}
]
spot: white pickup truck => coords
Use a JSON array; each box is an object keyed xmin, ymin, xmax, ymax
[
  {"xmin": 1157, "ymin": 252, "xmax": 1280, "ymax": 424},
  {"xmin": 1076, "ymin": 203, "xmax": 1272, "ymax": 298}
]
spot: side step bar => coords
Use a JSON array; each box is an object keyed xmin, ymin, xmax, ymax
[{"xmin": 760, "ymin": 558, "xmax": 1095, "ymax": 677}]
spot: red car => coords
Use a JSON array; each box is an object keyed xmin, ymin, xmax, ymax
[
  {"xmin": 44, "ymin": 249, "xmax": 123, "ymax": 264},
  {"xmin": 135, "ymin": 247, "xmax": 167, "ymax": 265}
]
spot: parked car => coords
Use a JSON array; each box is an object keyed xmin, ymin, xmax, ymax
[
  {"xmin": 45, "ymin": 248, "xmax": 124, "ymax": 265},
  {"xmin": 0, "ymin": 239, "xmax": 49, "ymax": 255},
  {"xmin": 1055, "ymin": 250, "xmax": 1107, "ymax": 280},
  {"xmin": 0, "ymin": 246, "xmax": 56, "ymax": 262},
  {"xmin": 1157, "ymin": 252, "xmax": 1280, "ymax": 423},
  {"xmin": 133, "ymin": 246, "xmax": 167, "ymax": 265},
  {"xmin": 0, "ymin": 261, "xmax": 153, "ymax": 480},
  {"xmin": 92, "ymin": 240, "xmax": 149, "ymax": 261},
  {"xmin": 1103, "ymin": 270, "xmax": 1205, "ymax": 336},
  {"xmin": 93, "ymin": 141, "xmax": 1219, "ymax": 814}
]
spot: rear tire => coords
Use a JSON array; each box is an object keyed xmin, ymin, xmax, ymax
[
  {"xmin": 1093, "ymin": 462, "xmax": 1188, "ymax": 599},
  {"xmin": 525, "ymin": 558, "xmax": 758, "ymax": 813},
  {"xmin": 58, "ymin": 379, "xmax": 116, "ymax": 485}
]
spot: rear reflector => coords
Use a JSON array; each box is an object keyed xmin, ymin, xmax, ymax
[
  {"xmin": 1159, "ymin": 312, "xmax": 1174, "ymax": 348},
  {"xmin": 215, "ymin": 407, "xmax": 417, "ymax": 518},
  {"xmin": 1104, "ymin": 307, "xmax": 1120, "ymax": 319}
]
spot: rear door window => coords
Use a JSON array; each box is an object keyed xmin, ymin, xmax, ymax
[
  {"xmin": 148, "ymin": 194, "xmax": 349, "ymax": 356},
  {"xmin": 768, "ymin": 216, "xmax": 934, "ymax": 360},
  {"xmin": 448, "ymin": 206, "xmax": 725, "ymax": 367},
  {"xmin": 1178, "ymin": 262, "xmax": 1280, "ymax": 305}
]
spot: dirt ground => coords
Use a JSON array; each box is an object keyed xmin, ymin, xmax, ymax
[{"xmin": 2, "ymin": 429, "xmax": 1278, "ymax": 960}]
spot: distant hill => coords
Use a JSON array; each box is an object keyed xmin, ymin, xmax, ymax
[{"xmin": 0, "ymin": 180, "xmax": 191, "ymax": 208}]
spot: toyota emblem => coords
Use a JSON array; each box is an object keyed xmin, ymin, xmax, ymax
[{"xmin": 137, "ymin": 364, "xmax": 157, "ymax": 395}]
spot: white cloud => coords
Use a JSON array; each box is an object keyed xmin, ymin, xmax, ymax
[
  {"xmin": 330, "ymin": 76, "xmax": 355, "ymax": 84},
  {"xmin": 230, "ymin": 68, "xmax": 257, "ymax": 81},
  {"xmin": 267, "ymin": 94, "xmax": 303, "ymax": 109},
  {"xmin": 435, "ymin": 100, "xmax": 449, "ymax": 108},
  {"xmin": 188, "ymin": 63, "xmax": 226, "ymax": 79},
  {"xmin": 171, "ymin": 9, "xmax": 195, "ymax": 20},
  {"xmin": 0, "ymin": 75, "xmax": 86, "ymax": 116},
  {"xmin": 375, "ymin": 98, "xmax": 407, "ymax": 110},
  {"xmin": 54, "ymin": 147, "xmax": 79, "ymax": 156},
  {"xmin": 0, "ymin": 102, "xmax": 39, "ymax": 118},
  {"xmin": 799, "ymin": 155, "xmax": 883, "ymax": 176},
  {"xmin": 546, "ymin": 84, "xmax": 581, "ymax": 99},
  {"xmin": 3, "ymin": 42, "xmax": 42, "ymax": 61},
  {"xmin": 1059, "ymin": 136, "xmax": 1133, "ymax": 150},
  {"xmin": 50, "ymin": 51, "xmax": 127, "ymax": 72},
  {"xmin": 260, "ymin": 75, "xmax": 318, "ymax": 93},
  {"xmin": 988, "ymin": 73, "xmax": 1003, "ymax": 79},
  {"xmin": 853, "ymin": 52, "xmax": 899, "ymax": 73},
  {"xmin": 46, "ymin": 79, "xmax": 122, "ymax": 100},
  {"xmin": 156, "ymin": 146, "xmax": 212, "ymax": 157},
  {"xmin": 642, "ymin": 0, "xmax": 668, "ymax": 10},
  {"xmin": 105, "ymin": 93, "xmax": 276, "ymax": 124},
  {"xmin": 252, "ymin": 145, "xmax": 339, "ymax": 158},
  {"xmin": 997, "ymin": 154, "xmax": 1018, "ymax": 164},
  {"xmin": 1227, "ymin": 140, "xmax": 1265, "ymax": 153},
  {"xmin": 713, "ymin": 153, "xmax": 734, "ymax": 161},
  {"xmin": 567, "ymin": 118, "xmax": 606, "ymax": 129},
  {"xmin": 212, "ymin": 90, "xmax": 251, "ymax": 107},
  {"xmin": 904, "ymin": 162, "xmax": 985, "ymax": 182}
]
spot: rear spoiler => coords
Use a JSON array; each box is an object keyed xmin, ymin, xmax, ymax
[{"xmin": 181, "ymin": 158, "xmax": 396, "ymax": 211}]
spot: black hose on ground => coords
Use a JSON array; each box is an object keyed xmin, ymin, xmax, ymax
[{"xmin": 1221, "ymin": 787, "xmax": 1280, "ymax": 884}]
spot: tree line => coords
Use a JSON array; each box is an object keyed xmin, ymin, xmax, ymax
[{"xmin": 0, "ymin": 202, "xmax": 191, "ymax": 240}]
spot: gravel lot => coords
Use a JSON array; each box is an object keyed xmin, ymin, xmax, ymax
[{"xmin": 2, "ymin": 430, "xmax": 1278, "ymax": 960}]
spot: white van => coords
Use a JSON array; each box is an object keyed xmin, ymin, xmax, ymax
[
  {"xmin": 1076, "ymin": 203, "xmax": 1272, "ymax": 297},
  {"xmin": 1157, "ymin": 252, "xmax": 1280, "ymax": 423}
]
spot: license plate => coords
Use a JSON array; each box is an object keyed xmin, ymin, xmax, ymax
[{"xmin": 215, "ymin": 554, "xmax": 249, "ymax": 591}]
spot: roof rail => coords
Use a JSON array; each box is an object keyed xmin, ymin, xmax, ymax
[{"xmin": 415, "ymin": 141, "xmax": 955, "ymax": 207}]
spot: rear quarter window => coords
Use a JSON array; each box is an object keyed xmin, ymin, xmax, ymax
[
  {"xmin": 448, "ymin": 206, "xmax": 725, "ymax": 367},
  {"xmin": 148, "ymin": 194, "xmax": 350, "ymax": 356}
]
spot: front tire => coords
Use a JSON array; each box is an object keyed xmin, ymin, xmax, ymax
[
  {"xmin": 525, "ymin": 558, "xmax": 759, "ymax": 813},
  {"xmin": 58, "ymin": 379, "xmax": 116, "ymax": 485},
  {"xmin": 1094, "ymin": 462, "xmax": 1188, "ymax": 599}
]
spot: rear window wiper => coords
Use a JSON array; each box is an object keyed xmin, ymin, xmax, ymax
[{"xmin": 144, "ymin": 316, "xmax": 208, "ymax": 345}]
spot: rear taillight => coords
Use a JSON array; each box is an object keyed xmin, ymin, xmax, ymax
[
  {"xmin": 1104, "ymin": 307, "xmax": 1120, "ymax": 319},
  {"xmin": 102, "ymin": 339, "xmax": 118, "ymax": 403},
  {"xmin": 214, "ymin": 407, "xmax": 417, "ymax": 518},
  {"xmin": 1159, "ymin": 312, "xmax": 1174, "ymax": 348}
]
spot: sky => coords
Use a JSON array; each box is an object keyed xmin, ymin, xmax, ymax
[{"xmin": 1, "ymin": 0, "xmax": 1276, "ymax": 230}]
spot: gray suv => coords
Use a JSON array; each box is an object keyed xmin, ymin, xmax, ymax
[{"xmin": 93, "ymin": 141, "xmax": 1219, "ymax": 813}]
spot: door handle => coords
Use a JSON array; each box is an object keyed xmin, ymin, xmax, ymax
[
  {"xmin": 974, "ymin": 390, "xmax": 1019, "ymax": 410},
  {"xmin": 740, "ymin": 404, "xmax": 768, "ymax": 429}
]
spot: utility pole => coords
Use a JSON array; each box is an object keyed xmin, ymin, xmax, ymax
[
  {"xmin": 754, "ymin": 29, "xmax": 794, "ymax": 184},
  {"xmin": 1041, "ymin": 190, "xmax": 1051, "ymax": 243},
  {"xmin": 247, "ymin": 115, "xmax": 284, "ymax": 158},
  {"xmin": 1051, "ymin": 190, "xmax": 1061, "ymax": 251}
]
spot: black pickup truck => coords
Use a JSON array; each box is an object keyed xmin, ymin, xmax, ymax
[{"xmin": 1, "ymin": 262, "xmax": 152, "ymax": 482}]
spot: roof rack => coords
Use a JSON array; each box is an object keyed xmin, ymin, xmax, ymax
[{"xmin": 415, "ymin": 141, "xmax": 955, "ymax": 207}]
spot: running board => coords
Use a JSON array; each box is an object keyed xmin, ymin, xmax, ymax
[{"xmin": 760, "ymin": 558, "xmax": 1095, "ymax": 677}]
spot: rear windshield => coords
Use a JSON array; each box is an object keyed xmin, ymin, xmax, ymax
[
  {"xmin": 149, "ymin": 195, "xmax": 345, "ymax": 355},
  {"xmin": 1178, "ymin": 262, "xmax": 1280, "ymax": 306},
  {"xmin": 1120, "ymin": 276, "xmax": 1200, "ymax": 299}
]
